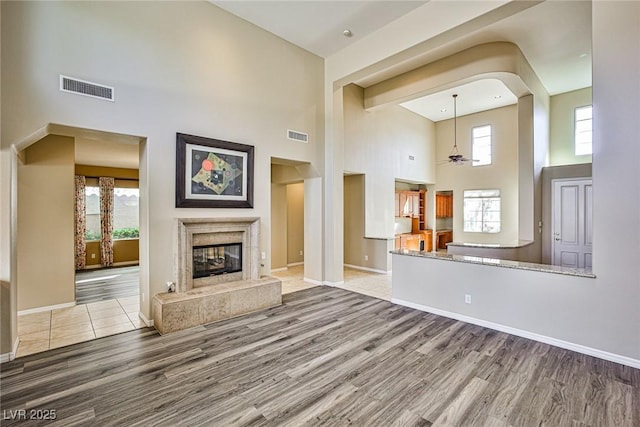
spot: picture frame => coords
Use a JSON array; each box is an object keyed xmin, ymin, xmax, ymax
[{"xmin": 175, "ymin": 133, "xmax": 254, "ymax": 208}]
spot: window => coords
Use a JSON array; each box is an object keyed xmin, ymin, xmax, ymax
[
  {"xmin": 472, "ymin": 125, "xmax": 492, "ymax": 166},
  {"xmin": 575, "ymin": 105, "xmax": 593, "ymax": 155},
  {"xmin": 85, "ymin": 186, "xmax": 101, "ymax": 241},
  {"xmin": 84, "ymin": 186, "xmax": 139, "ymax": 241},
  {"xmin": 113, "ymin": 188, "xmax": 139, "ymax": 239},
  {"xmin": 463, "ymin": 189, "xmax": 501, "ymax": 233}
]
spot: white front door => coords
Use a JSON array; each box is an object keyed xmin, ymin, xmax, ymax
[{"xmin": 552, "ymin": 178, "xmax": 593, "ymax": 268}]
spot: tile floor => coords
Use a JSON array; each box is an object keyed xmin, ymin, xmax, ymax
[
  {"xmin": 17, "ymin": 267, "xmax": 390, "ymax": 358},
  {"xmin": 16, "ymin": 296, "xmax": 145, "ymax": 358},
  {"xmin": 273, "ymin": 264, "xmax": 392, "ymax": 301}
]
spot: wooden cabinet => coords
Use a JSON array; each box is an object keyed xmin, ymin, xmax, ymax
[
  {"xmin": 395, "ymin": 189, "xmax": 431, "ymax": 251},
  {"xmin": 396, "ymin": 190, "xmax": 424, "ymax": 219},
  {"xmin": 420, "ymin": 229, "xmax": 433, "ymax": 252},
  {"xmin": 436, "ymin": 230, "xmax": 453, "ymax": 250},
  {"xmin": 436, "ymin": 194, "xmax": 453, "ymax": 218}
]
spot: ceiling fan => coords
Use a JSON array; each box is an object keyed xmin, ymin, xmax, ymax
[{"xmin": 439, "ymin": 94, "xmax": 476, "ymax": 166}]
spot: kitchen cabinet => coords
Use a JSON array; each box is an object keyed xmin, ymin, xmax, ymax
[
  {"xmin": 436, "ymin": 230, "xmax": 453, "ymax": 250},
  {"xmin": 395, "ymin": 229, "xmax": 432, "ymax": 252},
  {"xmin": 400, "ymin": 233, "xmax": 421, "ymax": 251},
  {"xmin": 395, "ymin": 190, "xmax": 424, "ymax": 219},
  {"xmin": 436, "ymin": 194, "xmax": 453, "ymax": 218}
]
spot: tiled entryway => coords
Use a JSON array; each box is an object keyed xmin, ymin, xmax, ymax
[
  {"xmin": 273, "ymin": 264, "xmax": 392, "ymax": 301},
  {"xmin": 16, "ymin": 296, "xmax": 145, "ymax": 358}
]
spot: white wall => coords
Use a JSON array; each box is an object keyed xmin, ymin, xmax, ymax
[
  {"xmin": 344, "ymin": 174, "xmax": 391, "ymax": 272},
  {"xmin": 343, "ymin": 84, "xmax": 436, "ymax": 239},
  {"xmin": 435, "ymin": 105, "xmax": 519, "ymax": 244},
  {"xmin": 549, "ymin": 87, "xmax": 593, "ymax": 166},
  {"xmin": 393, "ymin": 1, "xmax": 640, "ymax": 363},
  {"xmin": 1, "ymin": 2, "xmax": 324, "ymax": 324}
]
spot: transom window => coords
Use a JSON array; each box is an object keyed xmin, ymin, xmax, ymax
[
  {"xmin": 472, "ymin": 124, "xmax": 492, "ymax": 166},
  {"xmin": 463, "ymin": 189, "xmax": 501, "ymax": 233},
  {"xmin": 575, "ymin": 105, "xmax": 593, "ymax": 156}
]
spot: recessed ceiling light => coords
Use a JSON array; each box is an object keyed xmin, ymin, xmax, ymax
[
  {"xmin": 440, "ymin": 109, "xmax": 447, "ymax": 113},
  {"xmin": 343, "ymin": 29, "xmax": 353, "ymax": 37},
  {"xmin": 494, "ymin": 95, "xmax": 502, "ymax": 99}
]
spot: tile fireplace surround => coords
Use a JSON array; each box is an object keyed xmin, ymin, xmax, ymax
[{"xmin": 153, "ymin": 217, "xmax": 282, "ymax": 334}]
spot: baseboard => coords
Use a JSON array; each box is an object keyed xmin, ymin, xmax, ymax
[
  {"xmin": 139, "ymin": 311, "xmax": 154, "ymax": 328},
  {"xmin": 344, "ymin": 264, "xmax": 391, "ymax": 275},
  {"xmin": 391, "ymin": 298, "xmax": 640, "ymax": 369},
  {"xmin": 81, "ymin": 264, "xmax": 104, "ymax": 270},
  {"xmin": 287, "ymin": 262, "xmax": 304, "ymax": 267},
  {"xmin": 0, "ymin": 338, "xmax": 19, "ymax": 363},
  {"xmin": 81, "ymin": 261, "xmax": 139, "ymax": 271},
  {"xmin": 113, "ymin": 261, "xmax": 139, "ymax": 267},
  {"xmin": 271, "ymin": 267, "xmax": 288, "ymax": 273},
  {"xmin": 18, "ymin": 301, "xmax": 75, "ymax": 316},
  {"xmin": 324, "ymin": 280, "xmax": 345, "ymax": 287},
  {"xmin": 303, "ymin": 277, "xmax": 323, "ymax": 286}
]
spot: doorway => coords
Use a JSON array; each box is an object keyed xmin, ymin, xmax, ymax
[
  {"xmin": 435, "ymin": 190, "xmax": 454, "ymax": 252},
  {"xmin": 12, "ymin": 125, "xmax": 147, "ymax": 358},
  {"xmin": 552, "ymin": 178, "xmax": 593, "ymax": 268}
]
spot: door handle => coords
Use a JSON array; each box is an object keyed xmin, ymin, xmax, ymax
[{"xmin": 555, "ymin": 236, "xmax": 561, "ymax": 241}]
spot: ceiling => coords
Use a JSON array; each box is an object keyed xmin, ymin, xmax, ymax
[
  {"xmin": 211, "ymin": 1, "xmax": 427, "ymax": 58},
  {"xmin": 210, "ymin": 0, "xmax": 592, "ymax": 121},
  {"xmin": 75, "ymin": 138, "xmax": 139, "ymax": 169}
]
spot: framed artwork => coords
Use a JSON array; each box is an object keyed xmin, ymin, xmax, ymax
[{"xmin": 175, "ymin": 133, "xmax": 254, "ymax": 208}]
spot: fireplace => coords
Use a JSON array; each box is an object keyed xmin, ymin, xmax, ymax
[
  {"xmin": 175, "ymin": 217, "xmax": 260, "ymax": 292},
  {"xmin": 193, "ymin": 242, "xmax": 242, "ymax": 278},
  {"xmin": 155, "ymin": 216, "xmax": 281, "ymax": 335}
]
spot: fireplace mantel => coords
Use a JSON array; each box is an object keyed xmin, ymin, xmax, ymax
[{"xmin": 175, "ymin": 217, "xmax": 260, "ymax": 293}]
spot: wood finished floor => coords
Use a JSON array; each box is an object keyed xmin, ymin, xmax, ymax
[
  {"xmin": 75, "ymin": 266, "xmax": 139, "ymax": 304},
  {"xmin": 1, "ymin": 286, "xmax": 638, "ymax": 426}
]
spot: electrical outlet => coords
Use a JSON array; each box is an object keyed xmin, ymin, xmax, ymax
[
  {"xmin": 364, "ymin": 255, "xmax": 369, "ymax": 261},
  {"xmin": 299, "ymin": 250, "xmax": 303, "ymax": 256},
  {"xmin": 261, "ymin": 252, "xmax": 266, "ymax": 260},
  {"xmin": 465, "ymin": 294, "xmax": 472, "ymax": 304},
  {"xmin": 91, "ymin": 253, "xmax": 96, "ymax": 259}
]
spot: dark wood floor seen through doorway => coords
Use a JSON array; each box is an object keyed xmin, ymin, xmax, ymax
[
  {"xmin": 1, "ymin": 286, "xmax": 638, "ymax": 426},
  {"xmin": 75, "ymin": 266, "xmax": 139, "ymax": 304}
]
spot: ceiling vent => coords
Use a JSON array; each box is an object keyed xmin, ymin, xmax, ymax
[
  {"xmin": 287, "ymin": 129, "xmax": 308, "ymax": 143},
  {"xmin": 59, "ymin": 75, "xmax": 114, "ymax": 101}
]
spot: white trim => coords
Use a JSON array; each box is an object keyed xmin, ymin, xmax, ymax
[
  {"xmin": 0, "ymin": 338, "xmax": 19, "ymax": 363},
  {"xmin": 324, "ymin": 280, "xmax": 345, "ymax": 287},
  {"xmin": 112, "ymin": 261, "xmax": 139, "ymax": 267},
  {"xmin": 18, "ymin": 301, "xmax": 75, "ymax": 316},
  {"xmin": 344, "ymin": 264, "xmax": 391, "ymax": 275},
  {"xmin": 287, "ymin": 262, "xmax": 304, "ymax": 267},
  {"xmin": 391, "ymin": 298, "xmax": 640, "ymax": 369},
  {"xmin": 139, "ymin": 311, "xmax": 154, "ymax": 328},
  {"xmin": 270, "ymin": 267, "xmax": 288, "ymax": 273},
  {"xmin": 303, "ymin": 277, "xmax": 324, "ymax": 286},
  {"xmin": 80, "ymin": 261, "xmax": 139, "ymax": 271}
]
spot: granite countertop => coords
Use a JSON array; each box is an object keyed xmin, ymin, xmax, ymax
[
  {"xmin": 447, "ymin": 240, "xmax": 534, "ymax": 249},
  {"xmin": 390, "ymin": 249, "xmax": 595, "ymax": 278}
]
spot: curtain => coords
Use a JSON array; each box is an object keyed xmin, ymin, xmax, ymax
[
  {"xmin": 74, "ymin": 175, "xmax": 87, "ymax": 270},
  {"xmin": 99, "ymin": 177, "xmax": 115, "ymax": 267}
]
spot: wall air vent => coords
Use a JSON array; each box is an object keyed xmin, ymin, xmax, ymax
[
  {"xmin": 287, "ymin": 129, "xmax": 309, "ymax": 143},
  {"xmin": 59, "ymin": 75, "xmax": 114, "ymax": 101}
]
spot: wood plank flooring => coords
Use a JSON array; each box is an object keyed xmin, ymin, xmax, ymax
[
  {"xmin": 1, "ymin": 286, "xmax": 638, "ymax": 426},
  {"xmin": 75, "ymin": 266, "xmax": 139, "ymax": 304}
]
